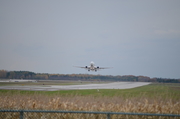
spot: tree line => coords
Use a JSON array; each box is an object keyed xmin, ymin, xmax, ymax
[{"xmin": 0, "ymin": 70, "xmax": 179, "ymax": 83}]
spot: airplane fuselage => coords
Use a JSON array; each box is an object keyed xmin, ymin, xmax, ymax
[
  {"xmin": 74, "ymin": 61, "xmax": 111, "ymax": 72},
  {"xmin": 86, "ymin": 61, "xmax": 99, "ymax": 71}
]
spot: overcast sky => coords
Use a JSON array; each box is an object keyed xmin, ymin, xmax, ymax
[{"xmin": 0, "ymin": 0, "xmax": 180, "ymax": 78}]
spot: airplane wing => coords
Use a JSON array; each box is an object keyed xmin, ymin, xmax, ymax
[
  {"xmin": 95, "ymin": 67, "xmax": 113, "ymax": 69},
  {"xmin": 73, "ymin": 66, "xmax": 89, "ymax": 69}
]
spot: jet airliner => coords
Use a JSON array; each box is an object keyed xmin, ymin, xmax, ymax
[{"xmin": 74, "ymin": 61, "xmax": 112, "ymax": 72}]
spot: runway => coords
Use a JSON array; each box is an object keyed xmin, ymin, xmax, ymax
[{"xmin": 0, "ymin": 82, "xmax": 151, "ymax": 91}]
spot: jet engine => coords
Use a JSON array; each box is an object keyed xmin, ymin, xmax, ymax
[
  {"xmin": 97, "ymin": 66, "xmax": 99, "ymax": 68},
  {"xmin": 85, "ymin": 66, "xmax": 88, "ymax": 68}
]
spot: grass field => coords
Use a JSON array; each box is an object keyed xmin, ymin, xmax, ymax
[
  {"xmin": 0, "ymin": 82, "xmax": 179, "ymax": 99},
  {"xmin": 0, "ymin": 82, "xmax": 180, "ymax": 118}
]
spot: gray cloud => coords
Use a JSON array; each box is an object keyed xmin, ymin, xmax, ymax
[{"xmin": 0, "ymin": 0, "xmax": 180, "ymax": 78}]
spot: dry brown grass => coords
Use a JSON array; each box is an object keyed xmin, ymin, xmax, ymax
[
  {"xmin": 0, "ymin": 94, "xmax": 180, "ymax": 114},
  {"xmin": 0, "ymin": 93, "xmax": 180, "ymax": 119}
]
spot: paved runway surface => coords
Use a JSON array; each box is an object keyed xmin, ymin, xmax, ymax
[{"xmin": 0, "ymin": 82, "xmax": 151, "ymax": 91}]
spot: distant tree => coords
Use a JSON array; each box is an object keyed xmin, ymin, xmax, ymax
[
  {"xmin": 1, "ymin": 69, "xmax": 179, "ymax": 83},
  {"xmin": 138, "ymin": 76, "xmax": 150, "ymax": 82},
  {"xmin": 0, "ymin": 70, "xmax": 7, "ymax": 78}
]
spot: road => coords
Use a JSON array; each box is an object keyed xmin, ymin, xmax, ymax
[{"xmin": 0, "ymin": 82, "xmax": 151, "ymax": 91}]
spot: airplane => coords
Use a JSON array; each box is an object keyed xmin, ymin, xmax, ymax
[{"xmin": 74, "ymin": 61, "xmax": 112, "ymax": 72}]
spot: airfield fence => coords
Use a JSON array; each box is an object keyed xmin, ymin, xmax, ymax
[{"xmin": 1, "ymin": 110, "xmax": 180, "ymax": 119}]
